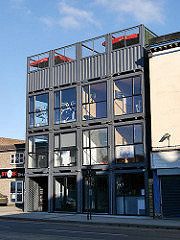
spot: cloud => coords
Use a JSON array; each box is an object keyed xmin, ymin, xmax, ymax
[
  {"xmin": 40, "ymin": 17, "xmax": 55, "ymax": 28},
  {"xmin": 94, "ymin": 0, "xmax": 164, "ymax": 24},
  {"xmin": 57, "ymin": 1, "xmax": 101, "ymax": 29},
  {"xmin": 10, "ymin": 0, "xmax": 31, "ymax": 15}
]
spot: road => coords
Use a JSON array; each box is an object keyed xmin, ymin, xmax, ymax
[{"xmin": 0, "ymin": 219, "xmax": 179, "ymax": 240}]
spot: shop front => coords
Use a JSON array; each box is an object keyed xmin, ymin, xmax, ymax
[{"xmin": 0, "ymin": 168, "xmax": 24, "ymax": 208}]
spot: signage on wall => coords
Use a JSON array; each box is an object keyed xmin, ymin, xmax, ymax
[{"xmin": 0, "ymin": 169, "xmax": 25, "ymax": 178}]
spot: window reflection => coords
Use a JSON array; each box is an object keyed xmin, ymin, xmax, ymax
[
  {"xmin": 29, "ymin": 94, "xmax": 49, "ymax": 128},
  {"xmin": 114, "ymin": 76, "xmax": 142, "ymax": 116},
  {"xmin": 115, "ymin": 124, "xmax": 144, "ymax": 163},
  {"xmin": 28, "ymin": 135, "xmax": 48, "ymax": 168},
  {"xmin": 54, "ymin": 132, "xmax": 77, "ymax": 167},
  {"xmin": 83, "ymin": 128, "xmax": 108, "ymax": 165},
  {"xmin": 82, "ymin": 82, "xmax": 107, "ymax": 120},
  {"xmin": 54, "ymin": 88, "xmax": 76, "ymax": 124}
]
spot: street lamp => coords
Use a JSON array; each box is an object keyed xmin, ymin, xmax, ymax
[{"xmin": 159, "ymin": 133, "xmax": 171, "ymax": 146}]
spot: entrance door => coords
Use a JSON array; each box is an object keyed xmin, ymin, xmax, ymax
[
  {"xmin": 54, "ymin": 176, "xmax": 77, "ymax": 211},
  {"xmin": 10, "ymin": 181, "xmax": 23, "ymax": 203},
  {"xmin": 161, "ymin": 175, "xmax": 180, "ymax": 218},
  {"xmin": 84, "ymin": 175, "xmax": 108, "ymax": 213}
]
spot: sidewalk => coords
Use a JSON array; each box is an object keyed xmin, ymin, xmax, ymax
[{"xmin": 0, "ymin": 207, "xmax": 180, "ymax": 230}]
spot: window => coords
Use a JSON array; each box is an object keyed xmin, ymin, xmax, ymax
[
  {"xmin": 82, "ymin": 82, "xmax": 107, "ymax": 120},
  {"xmin": 10, "ymin": 181, "xmax": 23, "ymax": 203},
  {"xmin": 29, "ymin": 94, "xmax": 49, "ymax": 128},
  {"xmin": 54, "ymin": 176, "xmax": 77, "ymax": 211},
  {"xmin": 54, "ymin": 132, "xmax": 77, "ymax": 167},
  {"xmin": 83, "ymin": 128, "xmax": 108, "ymax": 165},
  {"xmin": 28, "ymin": 135, "xmax": 48, "ymax": 168},
  {"xmin": 114, "ymin": 76, "xmax": 142, "ymax": 116},
  {"xmin": 54, "ymin": 88, "xmax": 76, "ymax": 124},
  {"xmin": 10, "ymin": 153, "xmax": 24, "ymax": 164},
  {"xmin": 115, "ymin": 124, "xmax": 144, "ymax": 163},
  {"xmin": 116, "ymin": 174, "xmax": 145, "ymax": 215}
]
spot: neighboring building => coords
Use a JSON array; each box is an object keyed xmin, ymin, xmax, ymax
[
  {"xmin": 25, "ymin": 25, "xmax": 157, "ymax": 215},
  {"xmin": 0, "ymin": 137, "xmax": 25, "ymax": 209},
  {"xmin": 149, "ymin": 32, "xmax": 180, "ymax": 218}
]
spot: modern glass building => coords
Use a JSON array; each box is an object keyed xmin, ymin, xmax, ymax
[{"xmin": 25, "ymin": 25, "xmax": 156, "ymax": 215}]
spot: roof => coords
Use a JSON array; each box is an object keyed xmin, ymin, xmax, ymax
[
  {"xmin": 0, "ymin": 137, "xmax": 25, "ymax": 146},
  {"xmin": 149, "ymin": 32, "xmax": 180, "ymax": 47},
  {"xmin": 0, "ymin": 137, "xmax": 25, "ymax": 152}
]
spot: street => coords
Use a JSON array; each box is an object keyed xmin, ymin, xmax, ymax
[{"xmin": 0, "ymin": 219, "xmax": 179, "ymax": 240}]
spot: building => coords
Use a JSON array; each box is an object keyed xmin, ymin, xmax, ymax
[
  {"xmin": 149, "ymin": 32, "xmax": 180, "ymax": 218},
  {"xmin": 25, "ymin": 25, "xmax": 157, "ymax": 215},
  {"xmin": 0, "ymin": 137, "xmax": 25, "ymax": 209}
]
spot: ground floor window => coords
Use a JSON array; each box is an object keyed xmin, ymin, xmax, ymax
[
  {"xmin": 83, "ymin": 175, "xmax": 108, "ymax": 213},
  {"xmin": 10, "ymin": 181, "xmax": 23, "ymax": 203},
  {"xmin": 54, "ymin": 176, "xmax": 77, "ymax": 211},
  {"xmin": 116, "ymin": 174, "xmax": 145, "ymax": 215}
]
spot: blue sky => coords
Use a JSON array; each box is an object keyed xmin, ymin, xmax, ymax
[{"xmin": 0, "ymin": 0, "xmax": 179, "ymax": 140}]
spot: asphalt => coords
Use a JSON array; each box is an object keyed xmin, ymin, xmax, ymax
[{"xmin": 0, "ymin": 206, "xmax": 180, "ymax": 230}]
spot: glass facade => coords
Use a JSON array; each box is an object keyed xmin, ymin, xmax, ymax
[
  {"xmin": 28, "ymin": 135, "xmax": 49, "ymax": 168},
  {"xmin": 116, "ymin": 174, "xmax": 145, "ymax": 215},
  {"xmin": 54, "ymin": 132, "xmax": 77, "ymax": 167},
  {"xmin": 29, "ymin": 94, "xmax": 49, "ymax": 128},
  {"xmin": 84, "ymin": 175, "xmax": 108, "ymax": 213},
  {"xmin": 82, "ymin": 82, "xmax": 107, "ymax": 120},
  {"xmin": 54, "ymin": 176, "xmax": 77, "ymax": 211},
  {"xmin": 54, "ymin": 87, "xmax": 76, "ymax": 124},
  {"xmin": 83, "ymin": 128, "xmax": 108, "ymax": 165},
  {"xmin": 115, "ymin": 124, "xmax": 144, "ymax": 163},
  {"xmin": 114, "ymin": 76, "xmax": 142, "ymax": 116}
]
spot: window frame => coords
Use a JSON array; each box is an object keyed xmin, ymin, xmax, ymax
[
  {"xmin": 10, "ymin": 153, "xmax": 24, "ymax": 165},
  {"xmin": 54, "ymin": 87, "xmax": 77, "ymax": 124},
  {"xmin": 114, "ymin": 75, "xmax": 143, "ymax": 116},
  {"xmin": 82, "ymin": 81, "xmax": 107, "ymax": 121},
  {"xmin": 10, "ymin": 181, "xmax": 24, "ymax": 204},
  {"xmin": 82, "ymin": 127, "xmax": 108, "ymax": 166},
  {"xmin": 29, "ymin": 93, "xmax": 49, "ymax": 128},
  {"xmin": 28, "ymin": 135, "xmax": 49, "ymax": 169},
  {"xmin": 114, "ymin": 123, "xmax": 144, "ymax": 164},
  {"xmin": 54, "ymin": 131, "xmax": 77, "ymax": 167}
]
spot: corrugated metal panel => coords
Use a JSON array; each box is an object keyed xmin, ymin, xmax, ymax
[
  {"xmin": 80, "ymin": 53, "xmax": 108, "ymax": 81},
  {"xmin": 161, "ymin": 176, "xmax": 180, "ymax": 218},
  {"xmin": 111, "ymin": 45, "xmax": 142, "ymax": 74},
  {"xmin": 28, "ymin": 178, "xmax": 39, "ymax": 211},
  {"xmin": 28, "ymin": 68, "xmax": 50, "ymax": 92},
  {"xmin": 53, "ymin": 61, "xmax": 77, "ymax": 87}
]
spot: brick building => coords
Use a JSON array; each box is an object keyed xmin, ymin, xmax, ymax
[{"xmin": 0, "ymin": 137, "xmax": 25, "ymax": 209}]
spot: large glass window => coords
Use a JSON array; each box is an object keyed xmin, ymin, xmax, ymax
[
  {"xmin": 54, "ymin": 87, "xmax": 76, "ymax": 124},
  {"xmin": 116, "ymin": 174, "xmax": 145, "ymax": 215},
  {"xmin": 54, "ymin": 176, "xmax": 77, "ymax": 211},
  {"xmin": 29, "ymin": 94, "xmax": 49, "ymax": 128},
  {"xmin": 82, "ymin": 82, "xmax": 107, "ymax": 120},
  {"xmin": 54, "ymin": 132, "xmax": 77, "ymax": 167},
  {"xmin": 83, "ymin": 128, "xmax": 108, "ymax": 165},
  {"xmin": 28, "ymin": 135, "xmax": 48, "ymax": 168},
  {"xmin": 115, "ymin": 124, "xmax": 144, "ymax": 163},
  {"xmin": 84, "ymin": 175, "xmax": 108, "ymax": 213},
  {"xmin": 114, "ymin": 76, "xmax": 142, "ymax": 116}
]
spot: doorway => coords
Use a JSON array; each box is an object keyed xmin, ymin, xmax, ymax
[{"xmin": 28, "ymin": 176, "xmax": 48, "ymax": 212}]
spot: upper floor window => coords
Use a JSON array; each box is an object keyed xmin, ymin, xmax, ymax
[
  {"xmin": 54, "ymin": 88, "xmax": 76, "ymax": 124},
  {"xmin": 114, "ymin": 76, "xmax": 142, "ymax": 116},
  {"xmin": 29, "ymin": 94, "xmax": 49, "ymax": 128},
  {"xmin": 10, "ymin": 153, "xmax": 24, "ymax": 164},
  {"xmin": 82, "ymin": 82, "xmax": 107, "ymax": 120},
  {"xmin": 83, "ymin": 128, "xmax": 108, "ymax": 165},
  {"xmin": 54, "ymin": 132, "xmax": 77, "ymax": 167},
  {"xmin": 115, "ymin": 124, "xmax": 144, "ymax": 164},
  {"xmin": 28, "ymin": 135, "xmax": 48, "ymax": 168}
]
